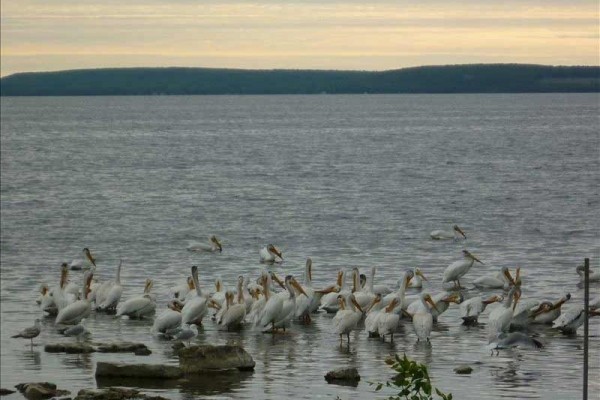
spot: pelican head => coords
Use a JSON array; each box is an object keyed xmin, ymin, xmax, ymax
[
  {"xmin": 414, "ymin": 267, "xmax": 428, "ymax": 281},
  {"xmin": 453, "ymin": 225, "xmax": 467, "ymax": 239},
  {"xmin": 423, "ymin": 293, "xmax": 439, "ymax": 312},
  {"xmin": 144, "ymin": 279, "xmax": 154, "ymax": 294},
  {"xmin": 483, "ymin": 294, "xmax": 503, "ymax": 305},
  {"xmin": 463, "ymin": 250, "xmax": 483, "ymax": 264},
  {"xmin": 442, "ymin": 293, "xmax": 463, "ymax": 304},
  {"xmin": 290, "ymin": 276, "xmax": 308, "ymax": 297},
  {"xmin": 359, "ymin": 274, "xmax": 367, "ymax": 289},
  {"xmin": 83, "ymin": 248, "xmax": 96, "ymax": 267},
  {"xmin": 210, "ymin": 236, "xmax": 223, "ymax": 252},
  {"xmin": 405, "ymin": 269, "xmax": 415, "ymax": 287},
  {"xmin": 511, "ymin": 287, "xmax": 522, "ymax": 311},
  {"xmin": 215, "ymin": 277, "xmax": 223, "ymax": 293},
  {"xmin": 267, "ymin": 244, "xmax": 283, "ymax": 260},
  {"xmin": 532, "ymin": 301, "xmax": 553, "ymax": 317},
  {"xmin": 349, "ymin": 294, "xmax": 364, "ymax": 313},
  {"xmin": 187, "ymin": 276, "xmax": 196, "ymax": 290},
  {"xmin": 270, "ymin": 272, "xmax": 286, "ymax": 289}
]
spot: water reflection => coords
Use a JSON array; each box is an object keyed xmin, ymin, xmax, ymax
[
  {"xmin": 18, "ymin": 349, "xmax": 41, "ymax": 370},
  {"xmin": 61, "ymin": 353, "xmax": 94, "ymax": 371}
]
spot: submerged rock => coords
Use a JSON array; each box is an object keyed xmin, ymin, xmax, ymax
[
  {"xmin": 324, "ymin": 368, "xmax": 360, "ymax": 386},
  {"xmin": 75, "ymin": 388, "xmax": 169, "ymax": 400},
  {"xmin": 45, "ymin": 343, "xmax": 95, "ymax": 354},
  {"xmin": 96, "ymin": 342, "xmax": 150, "ymax": 353},
  {"xmin": 454, "ymin": 365, "xmax": 473, "ymax": 374},
  {"xmin": 95, "ymin": 362, "xmax": 183, "ymax": 379},
  {"xmin": 14, "ymin": 382, "xmax": 70, "ymax": 400},
  {"xmin": 0, "ymin": 388, "xmax": 16, "ymax": 396},
  {"xmin": 178, "ymin": 345, "xmax": 255, "ymax": 373},
  {"xmin": 134, "ymin": 347, "xmax": 152, "ymax": 356}
]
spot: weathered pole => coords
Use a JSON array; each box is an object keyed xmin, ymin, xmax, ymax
[{"xmin": 583, "ymin": 258, "xmax": 589, "ymax": 400}]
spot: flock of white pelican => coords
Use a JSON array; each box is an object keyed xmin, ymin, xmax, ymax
[{"xmin": 15, "ymin": 227, "xmax": 600, "ymax": 356}]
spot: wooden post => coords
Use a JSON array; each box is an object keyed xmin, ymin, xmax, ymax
[{"xmin": 583, "ymin": 258, "xmax": 589, "ymax": 400}]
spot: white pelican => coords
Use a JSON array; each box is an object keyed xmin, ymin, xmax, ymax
[
  {"xmin": 187, "ymin": 235, "xmax": 223, "ymax": 253},
  {"xmin": 408, "ymin": 267, "xmax": 428, "ymax": 289},
  {"xmin": 320, "ymin": 270, "xmax": 345, "ymax": 313},
  {"xmin": 460, "ymin": 294, "xmax": 503, "ymax": 325},
  {"xmin": 94, "ymin": 259, "xmax": 123, "ymax": 308},
  {"xmin": 69, "ymin": 247, "xmax": 97, "ymax": 270},
  {"xmin": 12, "ymin": 319, "xmax": 41, "ymax": 346},
  {"xmin": 487, "ymin": 286, "xmax": 520, "ymax": 341},
  {"xmin": 552, "ymin": 306, "xmax": 600, "ymax": 334},
  {"xmin": 181, "ymin": 266, "xmax": 209, "ymax": 325},
  {"xmin": 96, "ymin": 259, "xmax": 123, "ymax": 312},
  {"xmin": 169, "ymin": 276, "xmax": 195, "ymax": 300},
  {"xmin": 442, "ymin": 250, "xmax": 484, "ymax": 288},
  {"xmin": 354, "ymin": 267, "xmax": 377, "ymax": 310},
  {"xmin": 333, "ymin": 294, "xmax": 363, "ymax": 344},
  {"xmin": 489, "ymin": 332, "xmax": 543, "ymax": 355},
  {"xmin": 530, "ymin": 294, "xmax": 571, "ymax": 325},
  {"xmin": 381, "ymin": 270, "xmax": 414, "ymax": 309},
  {"xmin": 576, "ymin": 265, "xmax": 600, "ymax": 282},
  {"xmin": 217, "ymin": 290, "xmax": 246, "ymax": 331},
  {"xmin": 257, "ymin": 275, "xmax": 306, "ymax": 332},
  {"xmin": 116, "ymin": 279, "xmax": 157, "ymax": 319},
  {"xmin": 412, "ymin": 293, "xmax": 438, "ymax": 342},
  {"xmin": 259, "ymin": 244, "xmax": 283, "ymax": 263},
  {"xmin": 172, "ymin": 323, "xmax": 198, "ymax": 346},
  {"xmin": 56, "ymin": 271, "xmax": 94, "ymax": 325},
  {"xmin": 473, "ymin": 267, "xmax": 514, "ymax": 289},
  {"xmin": 152, "ymin": 300, "xmax": 183, "ymax": 334},
  {"xmin": 405, "ymin": 292, "xmax": 462, "ymax": 322},
  {"xmin": 377, "ymin": 297, "xmax": 403, "ymax": 342},
  {"xmin": 430, "ymin": 225, "xmax": 466, "ymax": 240},
  {"xmin": 364, "ymin": 293, "xmax": 384, "ymax": 337},
  {"xmin": 210, "ymin": 277, "xmax": 227, "ymax": 309},
  {"xmin": 294, "ymin": 259, "xmax": 314, "ymax": 323},
  {"xmin": 248, "ymin": 272, "xmax": 270, "ymax": 325}
]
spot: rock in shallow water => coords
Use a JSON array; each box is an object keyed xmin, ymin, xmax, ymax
[
  {"xmin": 178, "ymin": 345, "xmax": 255, "ymax": 373},
  {"xmin": 74, "ymin": 388, "xmax": 169, "ymax": 400},
  {"xmin": 0, "ymin": 388, "xmax": 16, "ymax": 396},
  {"xmin": 45, "ymin": 343, "xmax": 95, "ymax": 354},
  {"xmin": 96, "ymin": 342, "xmax": 150, "ymax": 353},
  {"xmin": 95, "ymin": 362, "xmax": 183, "ymax": 379},
  {"xmin": 14, "ymin": 382, "xmax": 70, "ymax": 400},
  {"xmin": 453, "ymin": 365, "xmax": 474, "ymax": 374},
  {"xmin": 324, "ymin": 368, "xmax": 361, "ymax": 386}
]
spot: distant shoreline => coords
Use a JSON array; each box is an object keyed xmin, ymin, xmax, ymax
[{"xmin": 1, "ymin": 63, "xmax": 598, "ymax": 96}]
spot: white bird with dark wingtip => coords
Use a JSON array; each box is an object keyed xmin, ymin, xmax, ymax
[
  {"xmin": 333, "ymin": 294, "xmax": 363, "ymax": 344},
  {"xmin": 460, "ymin": 294, "xmax": 503, "ymax": 325},
  {"xmin": 489, "ymin": 332, "xmax": 543, "ymax": 355},
  {"xmin": 56, "ymin": 271, "xmax": 94, "ymax": 325},
  {"xmin": 172, "ymin": 323, "xmax": 198, "ymax": 346},
  {"xmin": 217, "ymin": 290, "xmax": 246, "ymax": 331},
  {"xmin": 412, "ymin": 293, "xmax": 438, "ymax": 342},
  {"xmin": 12, "ymin": 319, "xmax": 41, "ymax": 346},
  {"xmin": 487, "ymin": 286, "xmax": 521, "ymax": 340},
  {"xmin": 181, "ymin": 266, "xmax": 209, "ymax": 326},
  {"xmin": 96, "ymin": 259, "xmax": 123, "ymax": 312},
  {"xmin": 552, "ymin": 305, "xmax": 600, "ymax": 334},
  {"xmin": 529, "ymin": 294, "xmax": 571, "ymax": 325},
  {"xmin": 116, "ymin": 279, "xmax": 157, "ymax": 319},
  {"xmin": 473, "ymin": 267, "xmax": 514, "ymax": 289},
  {"xmin": 430, "ymin": 225, "xmax": 467, "ymax": 240},
  {"xmin": 259, "ymin": 244, "xmax": 283, "ymax": 263},
  {"xmin": 187, "ymin": 235, "xmax": 223, "ymax": 253},
  {"xmin": 69, "ymin": 247, "xmax": 97, "ymax": 270},
  {"xmin": 442, "ymin": 250, "xmax": 484, "ymax": 288},
  {"xmin": 61, "ymin": 318, "xmax": 88, "ymax": 339},
  {"xmin": 152, "ymin": 300, "xmax": 183, "ymax": 334}
]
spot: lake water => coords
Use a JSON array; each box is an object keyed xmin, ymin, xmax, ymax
[{"xmin": 1, "ymin": 94, "xmax": 599, "ymax": 399}]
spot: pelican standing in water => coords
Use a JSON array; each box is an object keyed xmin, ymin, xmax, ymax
[
  {"xmin": 412, "ymin": 293, "xmax": 438, "ymax": 342},
  {"xmin": 430, "ymin": 225, "xmax": 467, "ymax": 240},
  {"xmin": 364, "ymin": 293, "xmax": 384, "ymax": 337},
  {"xmin": 152, "ymin": 300, "xmax": 184, "ymax": 334},
  {"xmin": 116, "ymin": 279, "xmax": 157, "ymax": 319},
  {"xmin": 487, "ymin": 286, "xmax": 521, "ymax": 341},
  {"xmin": 187, "ymin": 235, "xmax": 223, "ymax": 253},
  {"xmin": 217, "ymin": 290, "xmax": 246, "ymax": 331},
  {"xmin": 552, "ymin": 306, "xmax": 600, "ymax": 334},
  {"xmin": 460, "ymin": 294, "xmax": 503, "ymax": 325},
  {"xmin": 408, "ymin": 267, "xmax": 428, "ymax": 289},
  {"xmin": 12, "ymin": 319, "xmax": 41, "ymax": 346},
  {"xmin": 442, "ymin": 250, "xmax": 484, "ymax": 288},
  {"xmin": 96, "ymin": 259, "xmax": 123, "ymax": 312},
  {"xmin": 377, "ymin": 298, "xmax": 403, "ymax": 342},
  {"xmin": 56, "ymin": 271, "xmax": 94, "ymax": 325},
  {"xmin": 181, "ymin": 266, "xmax": 209, "ymax": 325},
  {"xmin": 489, "ymin": 332, "xmax": 543, "ymax": 355},
  {"xmin": 259, "ymin": 244, "xmax": 283, "ymax": 263},
  {"xmin": 333, "ymin": 294, "xmax": 363, "ymax": 344},
  {"xmin": 169, "ymin": 276, "xmax": 195, "ymax": 300}
]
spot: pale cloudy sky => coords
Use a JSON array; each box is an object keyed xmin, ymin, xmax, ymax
[{"xmin": 1, "ymin": 0, "xmax": 598, "ymax": 76}]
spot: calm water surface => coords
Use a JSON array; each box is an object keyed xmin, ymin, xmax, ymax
[{"xmin": 1, "ymin": 94, "xmax": 599, "ymax": 399}]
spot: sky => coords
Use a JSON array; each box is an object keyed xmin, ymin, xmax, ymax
[{"xmin": 1, "ymin": 0, "xmax": 598, "ymax": 77}]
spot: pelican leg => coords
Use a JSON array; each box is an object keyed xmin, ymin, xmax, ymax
[
  {"xmin": 347, "ymin": 332, "xmax": 350, "ymax": 343},
  {"xmin": 391, "ymin": 333, "xmax": 394, "ymax": 343}
]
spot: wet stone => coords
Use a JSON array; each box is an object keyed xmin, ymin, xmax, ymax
[
  {"xmin": 14, "ymin": 382, "xmax": 70, "ymax": 400},
  {"xmin": 324, "ymin": 368, "xmax": 361, "ymax": 386},
  {"xmin": 45, "ymin": 343, "xmax": 95, "ymax": 354},
  {"xmin": 95, "ymin": 362, "xmax": 183, "ymax": 379},
  {"xmin": 74, "ymin": 388, "xmax": 169, "ymax": 400},
  {"xmin": 0, "ymin": 388, "xmax": 16, "ymax": 396},
  {"xmin": 178, "ymin": 345, "xmax": 255, "ymax": 373},
  {"xmin": 95, "ymin": 342, "xmax": 150, "ymax": 353},
  {"xmin": 454, "ymin": 365, "xmax": 474, "ymax": 374}
]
